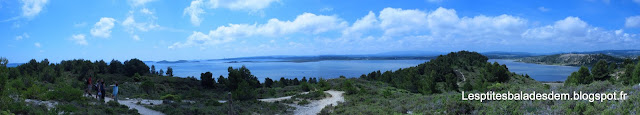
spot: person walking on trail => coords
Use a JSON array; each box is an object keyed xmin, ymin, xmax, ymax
[
  {"xmin": 100, "ymin": 79, "xmax": 106, "ymax": 100},
  {"xmin": 86, "ymin": 77, "xmax": 92, "ymax": 96},
  {"xmin": 95, "ymin": 80, "xmax": 100, "ymax": 99},
  {"xmin": 112, "ymin": 82, "xmax": 119, "ymax": 102}
]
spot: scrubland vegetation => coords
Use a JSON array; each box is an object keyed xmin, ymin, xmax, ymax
[{"xmin": 1, "ymin": 50, "xmax": 640, "ymax": 114}]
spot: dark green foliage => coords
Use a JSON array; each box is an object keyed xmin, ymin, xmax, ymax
[
  {"xmin": 301, "ymin": 77, "xmax": 307, "ymax": 83},
  {"xmin": 109, "ymin": 59, "xmax": 124, "ymax": 74},
  {"xmin": 342, "ymin": 79, "xmax": 357, "ymax": 95},
  {"xmin": 633, "ymin": 62, "xmax": 640, "ymax": 84},
  {"xmin": 141, "ymin": 80, "xmax": 155, "ymax": 94},
  {"xmin": 309, "ymin": 77, "xmax": 317, "ymax": 84},
  {"xmin": 226, "ymin": 66, "xmax": 260, "ymax": 91},
  {"xmin": 591, "ymin": 59, "xmax": 609, "ymax": 81},
  {"xmin": 150, "ymin": 65, "xmax": 156, "ymax": 75},
  {"xmin": 158, "ymin": 69, "xmax": 164, "ymax": 76},
  {"xmin": 565, "ymin": 66, "xmax": 593, "ymax": 86},
  {"xmin": 462, "ymin": 81, "xmax": 473, "ymax": 91},
  {"xmin": 200, "ymin": 72, "xmax": 214, "ymax": 88},
  {"xmin": 362, "ymin": 51, "xmax": 502, "ymax": 94},
  {"xmin": 124, "ymin": 58, "xmax": 150, "ymax": 76},
  {"xmin": 166, "ymin": 67, "xmax": 173, "ymax": 77},
  {"xmin": 160, "ymin": 94, "xmax": 182, "ymax": 101},
  {"xmin": 264, "ymin": 77, "xmax": 273, "ymax": 88},
  {"xmin": 300, "ymin": 82, "xmax": 312, "ymax": 91},
  {"xmin": 133, "ymin": 73, "xmax": 143, "ymax": 82},
  {"xmin": 46, "ymin": 84, "xmax": 83, "ymax": 102},
  {"xmin": 232, "ymin": 81, "xmax": 256, "ymax": 101},
  {"xmin": 218, "ymin": 75, "xmax": 226, "ymax": 87},
  {"xmin": 293, "ymin": 78, "xmax": 300, "ymax": 85}
]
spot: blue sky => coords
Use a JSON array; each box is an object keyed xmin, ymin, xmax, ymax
[{"xmin": 2, "ymin": 0, "xmax": 640, "ymax": 63}]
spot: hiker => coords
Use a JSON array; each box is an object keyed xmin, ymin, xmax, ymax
[
  {"xmin": 100, "ymin": 79, "xmax": 106, "ymax": 100},
  {"xmin": 86, "ymin": 77, "xmax": 92, "ymax": 96},
  {"xmin": 112, "ymin": 82, "xmax": 119, "ymax": 102},
  {"xmin": 95, "ymin": 80, "xmax": 100, "ymax": 99}
]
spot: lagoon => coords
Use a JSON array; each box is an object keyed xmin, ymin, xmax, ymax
[{"xmin": 145, "ymin": 59, "xmax": 578, "ymax": 82}]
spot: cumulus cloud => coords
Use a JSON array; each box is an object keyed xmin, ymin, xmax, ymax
[
  {"xmin": 21, "ymin": 0, "xmax": 49, "ymax": 18},
  {"xmin": 378, "ymin": 8, "xmax": 429, "ymax": 36},
  {"xmin": 122, "ymin": 14, "xmax": 158, "ymax": 33},
  {"xmin": 183, "ymin": 0, "xmax": 279, "ymax": 26},
  {"xmin": 90, "ymin": 17, "xmax": 116, "ymax": 38},
  {"xmin": 343, "ymin": 11, "xmax": 378, "ymax": 37},
  {"xmin": 171, "ymin": 7, "xmax": 640, "ymax": 53},
  {"xmin": 625, "ymin": 16, "xmax": 640, "ymax": 28},
  {"xmin": 184, "ymin": 0, "xmax": 206, "ymax": 26},
  {"xmin": 208, "ymin": 0, "xmax": 279, "ymax": 11},
  {"xmin": 522, "ymin": 17, "xmax": 588, "ymax": 40},
  {"xmin": 170, "ymin": 13, "xmax": 347, "ymax": 48},
  {"xmin": 34, "ymin": 42, "xmax": 41, "ymax": 48},
  {"xmin": 71, "ymin": 34, "xmax": 88, "ymax": 45},
  {"xmin": 129, "ymin": 0, "xmax": 154, "ymax": 6},
  {"xmin": 140, "ymin": 8, "xmax": 153, "ymax": 15},
  {"xmin": 15, "ymin": 33, "xmax": 29, "ymax": 40}
]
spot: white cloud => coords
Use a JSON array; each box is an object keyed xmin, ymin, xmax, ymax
[
  {"xmin": 520, "ymin": 16, "xmax": 638, "ymax": 48},
  {"xmin": 140, "ymin": 8, "xmax": 153, "ymax": 15},
  {"xmin": 184, "ymin": 0, "xmax": 206, "ymax": 26},
  {"xmin": 129, "ymin": 0, "xmax": 154, "ymax": 6},
  {"xmin": 171, "ymin": 12, "xmax": 346, "ymax": 48},
  {"xmin": 15, "ymin": 33, "xmax": 29, "ymax": 40},
  {"xmin": 90, "ymin": 17, "xmax": 116, "ymax": 38},
  {"xmin": 71, "ymin": 34, "xmax": 88, "ymax": 45},
  {"xmin": 538, "ymin": 7, "xmax": 550, "ymax": 12},
  {"xmin": 34, "ymin": 42, "xmax": 41, "ymax": 48},
  {"xmin": 21, "ymin": 0, "xmax": 49, "ymax": 18},
  {"xmin": 183, "ymin": 0, "xmax": 279, "ymax": 26},
  {"xmin": 122, "ymin": 15, "xmax": 158, "ymax": 33},
  {"xmin": 208, "ymin": 0, "xmax": 279, "ymax": 11},
  {"xmin": 625, "ymin": 16, "xmax": 640, "ymax": 28},
  {"xmin": 132, "ymin": 35, "xmax": 141, "ymax": 41},
  {"xmin": 343, "ymin": 11, "xmax": 378, "ymax": 37},
  {"xmin": 378, "ymin": 7, "xmax": 429, "ymax": 36}
]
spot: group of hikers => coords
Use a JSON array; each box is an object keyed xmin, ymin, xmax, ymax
[{"xmin": 85, "ymin": 77, "xmax": 119, "ymax": 102}]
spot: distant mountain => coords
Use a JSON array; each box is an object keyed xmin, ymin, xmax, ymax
[
  {"xmin": 567, "ymin": 50, "xmax": 640, "ymax": 59},
  {"xmin": 516, "ymin": 53, "xmax": 624, "ymax": 66},
  {"xmin": 373, "ymin": 50, "xmax": 445, "ymax": 56},
  {"xmin": 481, "ymin": 51, "xmax": 538, "ymax": 59},
  {"xmin": 157, "ymin": 60, "xmax": 191, "ymax": 63}
]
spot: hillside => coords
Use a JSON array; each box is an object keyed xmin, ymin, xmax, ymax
[{"xmin": 516, "ymin": 53, "xmax": 625, "ymax": 66}]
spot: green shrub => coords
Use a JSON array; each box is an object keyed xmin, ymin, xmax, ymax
[
  {"xmin": 300, "ymin": 82, "xmax": 312, "ymax": 91},
  {"xmin": 232, "ymin": 81, "xmax": 256, "ymax": 101},
  {"xmin": 24, "ymin": 84, "xmax": 47, "ymax": 100},
  {"xmin": 46, "ymin": 84, "xmax": 82, "ymax": 102},
  {"xmin": 298, "ymin": 100, "xmax": 310, "ymax": 105},
  {"xmin": 140, "ymin": 80, "xmax": 155, "ymax": 94},
  {"xmin": 55, "ymin": 104, "xmax": 77, "ymax": 113},
  {"xmin": 160, "ymin": 94, "xmax": 181, "ymax": 101},
  {"xmin": 293, "ymin": 90, "xmax": 325, "ymax": 100}
]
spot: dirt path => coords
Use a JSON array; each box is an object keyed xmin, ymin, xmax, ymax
[
  {"xmin": 258, "ymin": 92, "xmax": 309, "ymax": 102},
  {"xmin": 258, "ymin": 90, "xmax": 345, "ymax": 115},
  {"xmin": 102, "ymin": 96, "xmax": 165, "ymax": 115},
  {"xmin": 455, "ymin": 70, "xmax": 466, "ymax": 81}
]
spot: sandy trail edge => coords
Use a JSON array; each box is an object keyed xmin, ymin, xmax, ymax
[
  {"xmin": 102, "ymin": 97, "xmax": 165, "ymax": 115},
  {"xmin": 258, "ymin": 90, "xmax": 345, "ymax": 115}
]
